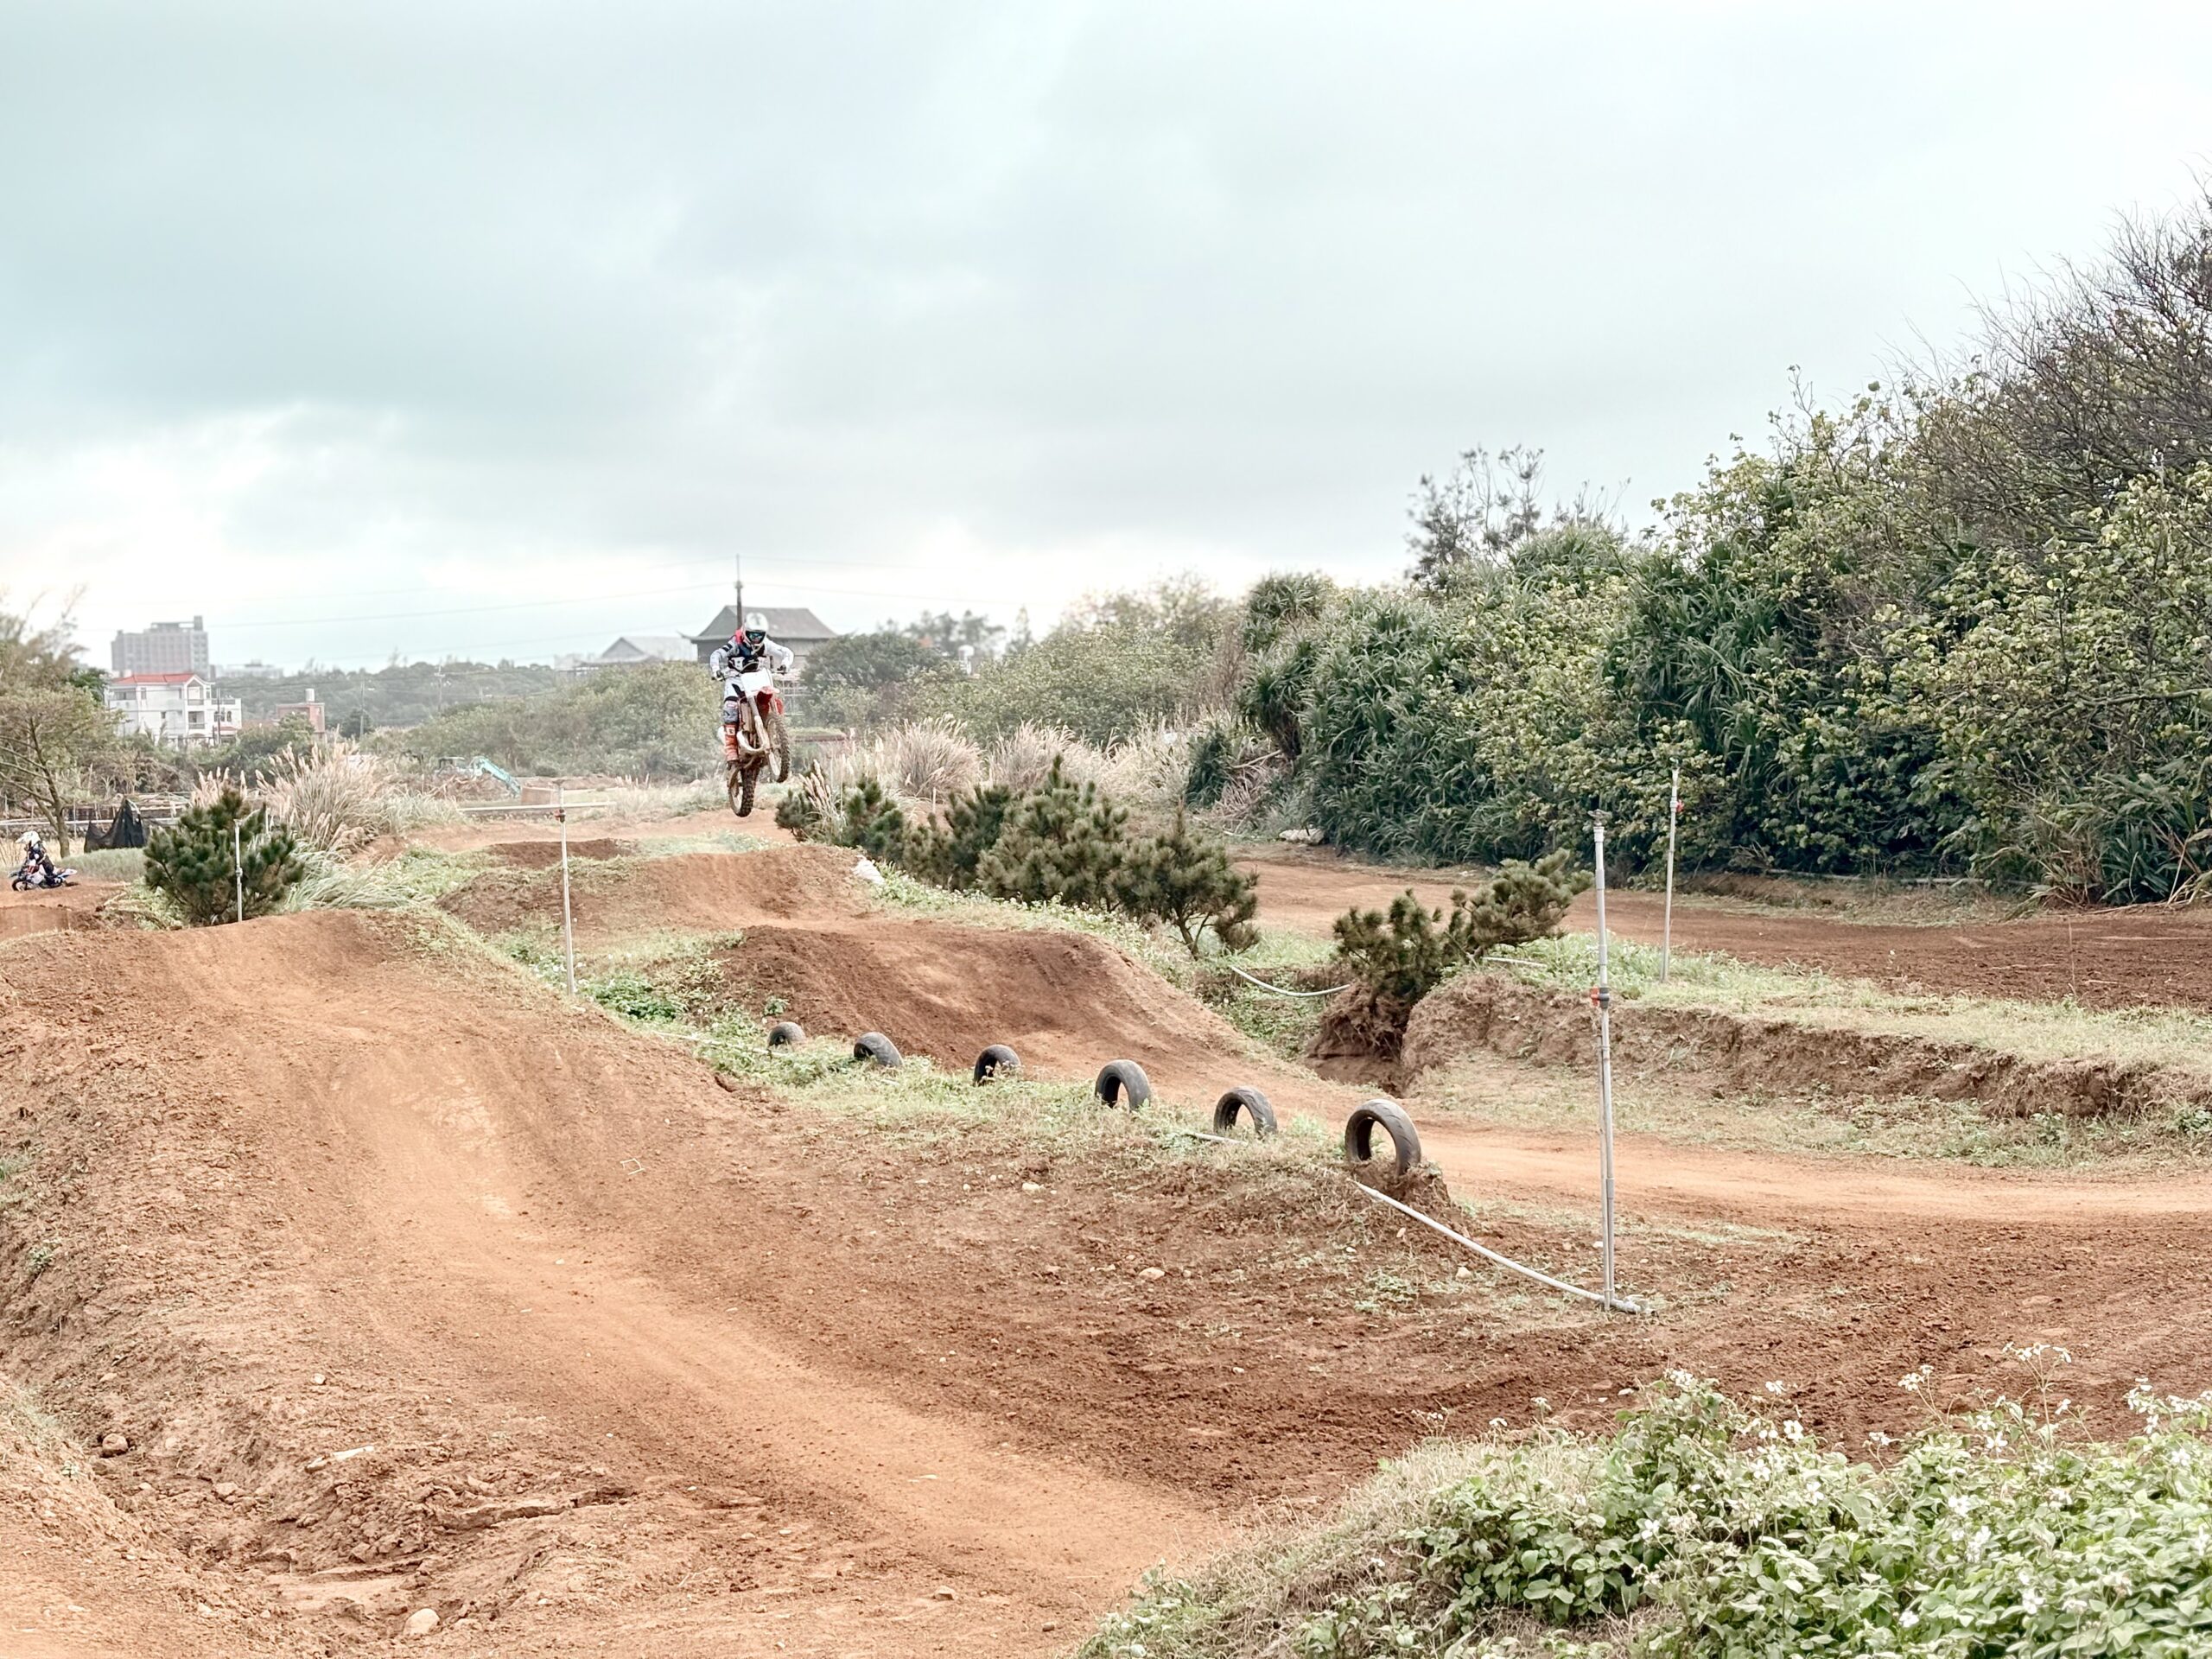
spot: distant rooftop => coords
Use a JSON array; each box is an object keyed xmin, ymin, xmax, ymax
[
  {"xmin": 690, "ymin": 605, "xmax": 838, "ymax": 643},
  {"xmin": 587, "ymin": 633, "xmax": 695, "ymax": 664}
]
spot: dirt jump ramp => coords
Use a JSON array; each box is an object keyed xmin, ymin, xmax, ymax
[
  {"xmin": 440, "ymin": 843, "xmax": 872, "ymax": 938},
  {"xmin": 0, "ymin": 911, "xmax": 1216, "ymax": 1653}
]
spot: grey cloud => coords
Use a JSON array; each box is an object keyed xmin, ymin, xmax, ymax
[{"xmin": 4, "ymin": 1, "xmax": 2210, "ymax": 662}]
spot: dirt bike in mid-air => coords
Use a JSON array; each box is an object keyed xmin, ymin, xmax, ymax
[
  {"xmin": 10, "ymin": 857, "xmax": 76, "ymax": 891},
  {"xmin": 721, "ymin": 665, "xmax": 792, "ymax": 818}
]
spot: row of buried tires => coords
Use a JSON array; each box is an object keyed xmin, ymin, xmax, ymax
[{"xmin": 762, "ymin": 1020, "xmax": 1424, "ymax": 1179}]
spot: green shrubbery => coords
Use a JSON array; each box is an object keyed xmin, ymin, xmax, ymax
[
  {"xmin": 143, "ymin": 787, "xmax": 305, "ymax": 925},
  {"xmin": 1320, "ymin": 851, "xmax": 1588, "ymax": 1054},
  {"xmin": 1086, "ymin": 1368, "xmax": 2212, "ymax": 1659},
  {"xmin": 1188, "ymin": 191, "xmax": 2212, "ymax": 904},
  {"xmin": 794, "ymin": 757, "xmax": 1257, "ymax": 957},
  {"xmin": 397, "ymin": 660, "xmax": 720, "ymax": 780}
]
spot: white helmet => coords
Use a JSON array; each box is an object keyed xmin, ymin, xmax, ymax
[{"xmin": 17, "ymin": 830, "xmax": 41, "ymax": 851}]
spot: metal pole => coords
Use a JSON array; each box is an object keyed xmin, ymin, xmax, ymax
[
  {"xmin": 233, "ymin": 817, "xmax": 244, "ymax": 925},
  {"xmin": 1592, "ymin": 812, "xmax": 1618, "ymax": 1309},
  {"xmin": 558, "ymin": 785, "xmax": 577, "ymax": 996},
  {"xmin": 1661, "ymin": 762, "xmax": 1680, "ymax": 982}
]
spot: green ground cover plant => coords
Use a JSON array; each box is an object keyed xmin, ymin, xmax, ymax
[{"xmin": 1084, "ymin": 1363, "xmax": 2212, "ymax": 1659}]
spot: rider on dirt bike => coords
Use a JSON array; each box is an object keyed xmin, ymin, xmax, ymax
[
  {"xmin": 14, "ymin": 831, "xmax": 60, "ymax": 889},
  {"xmin": 709, "ymin": 613, "xmax": 794, "ymax": 761}
]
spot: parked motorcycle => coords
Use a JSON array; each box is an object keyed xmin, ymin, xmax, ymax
[
  {"xmin": 721, "ymin": 666, "xmax": 792, "ymax": 818},
  {"xmin": 10, "ymin": 858, "xmax": 76, "ymax": 891}
]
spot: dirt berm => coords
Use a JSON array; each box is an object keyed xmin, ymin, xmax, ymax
[
  {"xmin": 440, "ymin": 842, "xmax": 867, "ymax": 937},
  {"xmin": 1, "ymin": 908, "xmax": 1570, "ymax": 1656},
  {"xmin": 1402, "ymin": 971, "xmax": 2212, "ymax": 1120}
]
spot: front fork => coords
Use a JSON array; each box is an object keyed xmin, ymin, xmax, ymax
[{"xmin": 721, "ymin": 695, "xmax": 766, "ymax": 761}]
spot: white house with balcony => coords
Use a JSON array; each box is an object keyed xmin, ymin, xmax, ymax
[{"xmin": 104, "ymin": 672, "xmax": 243, "ymax": 749}]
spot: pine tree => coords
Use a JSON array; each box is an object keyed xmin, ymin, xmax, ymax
[
  {"xmin": 1322, "ymin": 849, "xmax": 1588, "ymax": 1055},
  {"xmin": 906, "ymin": 782, "xmax": 1014, "ymax": 890},
  {"xmin": 1116, "ymin": 809, "xmax": 1259, "ymax": 956},
  {"xmin": 830, "ymin": 779, "xmax": 910, "ymax": 865},
  {"xmin": 977, "ymin": 758, "xmax": 1128, "ymax": 910},
  {"xmin": 143, "ymin": 787, "xmax": 306, "ymax": 925}
]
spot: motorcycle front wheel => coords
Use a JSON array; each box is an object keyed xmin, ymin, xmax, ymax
[
  {"xmin": 727, "ymin": 760, "xmax": 760, "ymax": 818},
  {"xmin": 766, "ymin": 707, "xmax": 792, "ymax": 784}
]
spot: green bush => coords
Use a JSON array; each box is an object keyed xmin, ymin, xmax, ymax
[
  {"xmin": 1181, "ymin": 718, "xmax": 1242, "ymax": 808},
  {"xmin": 1086, "ymin": 1369, "xmax": 2212, "ymax": 1659},
  {"xmin": 906, "ymin": 782, "xmax": 1015, "ymax": 891},
  {"xmin": 143, "ymin": 788, "xmax": 306, "ymax": 925},
  {"xmin": 911, "ymin": 578, "xmax": 1232, "ymax": 745},
  {"xmin": 816, "ymin": 759, "xmax": 1257, "ymax": 957},
  {"xmin": 976, "ymin": 758, "xmax": 1129, "ymax": 911},
  {"xmin": 773, "ymin": 773, "xmax": 827, "ymax": 838},
  {"xmin": 832, "ymin": 778, "xmax": 910, "ymax": 865},
  {"xmin": 1115, "ymin": 809, "xmax": 1259, "ymax": 955},
  {"xmin": 1321, "ymin": 852, "xmax": 1587, "ymax": 1055}
]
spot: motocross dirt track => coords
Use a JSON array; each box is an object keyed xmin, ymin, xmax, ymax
[
  {"xmin": 1241, "ymin": 845, "xmax": 2212, "ymax": 1013},
  {"xmin": 12, "ymin": 841, "xmax": 2212, "ymax": 1655}
]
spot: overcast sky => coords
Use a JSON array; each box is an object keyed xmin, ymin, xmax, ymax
[{"xmin": 5, "ymin": 2, "xmax": 2211, "ymax": 670}]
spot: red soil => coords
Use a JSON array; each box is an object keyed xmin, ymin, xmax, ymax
[
  {"xmin": 11, "ymin": 841, "xmax": 2212, "ymax": 1654},
  {"xmin": 0, "ymin": 880, "xmax": 112, "ymax": 940}
]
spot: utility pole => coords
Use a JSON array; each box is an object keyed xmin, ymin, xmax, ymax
[{"xmin": 733, "ymin": 549, "xmax": 745, "ymax": 632}]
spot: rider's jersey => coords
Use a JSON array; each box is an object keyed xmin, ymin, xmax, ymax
[{"xmin": 710, "ymin": 637, "xmax": 795, "ymax": 680}]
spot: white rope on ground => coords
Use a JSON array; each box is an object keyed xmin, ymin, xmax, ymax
[
  {"xmin": 1355, "ymin": 1183, "xmax": 1643, "ymax": 1314},
  {"xmin": 1221, "ymin": 963, "xmax": 1352, "ymax": 997}
]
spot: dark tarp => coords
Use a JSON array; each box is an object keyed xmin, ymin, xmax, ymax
[{"xmin": 92, "ymin": 798, "xmax": 149, "ymax": 850}]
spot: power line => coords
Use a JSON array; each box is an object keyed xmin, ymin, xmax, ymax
[
  {"xmin": 209, "ymin": 574, "xmax": 1015, "ymax": 641},
  {"xmin": 198, "ymin": 554, "xmax": 988, "ymax": 632}
]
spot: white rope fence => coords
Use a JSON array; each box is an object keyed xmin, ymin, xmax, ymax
[
  {"xmin": 1357, "ymin": 1183, "xmax": 1643, "ymax": 1313},
  {"xmin": 1219, "ymin": 962, "xmax": 1352, "ymax": 998}
]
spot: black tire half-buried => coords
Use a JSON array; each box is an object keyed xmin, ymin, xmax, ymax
[
  {"xmin": 1211, "ymin": 1087, "xmax": 1277, "ymax": 1138},
  {"xmin": 853, "ymin": 1032, "xmax": 903, "ymax": 1069},
  {"xmin": 973, "ymin": 1044, "xmax": 1021, "ymax": 1084},
  {"xmin": 1093, "ymin": 1059, "xmax": 1152, "ymax": 1109},
  {"xmin": 1343, "ymin": 1099, "xmax": 1421, "ymax": 1177},
  {"xmin": 767, "ymin": 1021, "xmax": 806, "ymax": 1049}
]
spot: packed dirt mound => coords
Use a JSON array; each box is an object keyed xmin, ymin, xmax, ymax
[
  {"xmin": 440, "ymin": 843, "xmax": 867, "ymax": 937},
  {"xmin": 0, "ymin": 909, "xmax": 1558, "ymax": 1656},
  {"xmin": 1, "ymin": 883, "xmax": 111, "ymax": 940},
  {"xmin": 1401, "ymin": 972, "xmax": 2212, "ymax": 1120},
  {"xmin": 715, "ymin": 919, "xmax": 1247, "ymax": 1081},
  {"xmin": 486, "ymin": 836, "xmax": 632, "ymax": 868}
]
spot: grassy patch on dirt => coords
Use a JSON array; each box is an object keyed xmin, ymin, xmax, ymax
[
  {"xmin": 1486, "ymin": 933, "xmax": 2212, "ymax": 1083},
  {"xmin": 626, "ymin": 828, "xmax": 769, "ymax": 858},
  {"xmin": 67, "ymin": 848, "xmax": 143, "ymax": 883},
  {"xmin": 1082, "ymin": 1368, "xmax": 2212, "ymax": 1659},
  {"xmin": 1412, "ymin": 1051, "xmax": 2212, "ymax": 1170},
  {"xmin": 1190, "ymin": 931, "xmax": 1342, "ymax": 1058}
]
